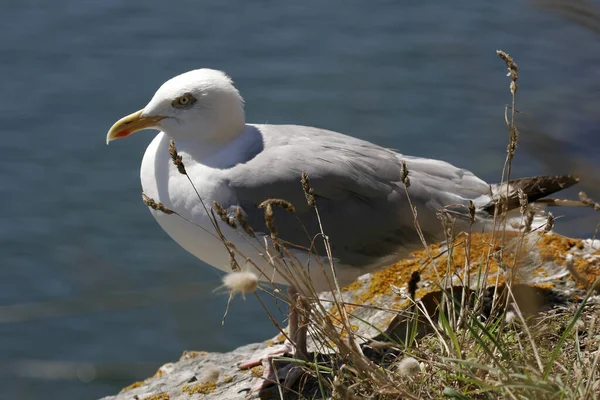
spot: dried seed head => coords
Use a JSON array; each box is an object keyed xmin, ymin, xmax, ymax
[
  {"xmin": 579, "ymin": 191, "xmax": 600, "ymax": 210},
  {"xmin": 497, "ymin": 49, "xmax": 519, "ymax": 94},
  {"xmin": 518, "ymin": 188, "xmax": 528, "ymax": 214},
  {"xmin": 408, "ymin": 271, "xmax": 420, "ymax": 301},
  {"xmin": 259, "ymin": 201, "xmax": 277, "ymax": 237},
  {"xmin": 259, "ymin": 199, "xmax": 296, "ymax": 214},
  {"xmin": 397, "ymin": 357, "xmax": 421, "ymax": 377},
  {"xmin": 524, "ymin": 206, "xmax": 535, "ymax": 233},
  {"xmin": 258, "ymin": 199, "xmax": 296, "ymax": 245},
  {"xmin": 507, "ymin": 126, "xmax": 519, "ymax": 159},
  {"xmin": 235, "ymin": 206, "xmax": 255, "ymax": 238},
  {"xmin": 142, "ymin": 193, "xmax": 174, "ymax": 215},
  {"xmin": 228, "ymin": 252, "xmax": 240, "ymax": 272},
  {"xmin": 437, "ymin": 210, "xmax": 455, "ymax": 241},
  {"xmin": 400, "ymin": 161, "xmax": 410, "ymax": 187},
  {"xmin": 301, "ymin": 172, "xmax": 315, "ymax": 207},
  {"xmin": 544, "ymin": 212, "xmax": 555, "ymax": 233},
  {"xmin": 468, "ymin": 200, "xmax": 476, "ymax": 225},
  {"xmin": 169, "ymin": 140, "xmax": 187, "ymax": 175},
  {"xmin": 213, "ymin": 201, "xmax": 237, "ymax": 229},
  {"xmin": 222, "ymin": 271, "xmax": 259, "ymax": 295}
]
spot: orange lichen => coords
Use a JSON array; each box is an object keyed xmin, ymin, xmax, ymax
[
  {"xmin": 121, "ymin": 381, "xmax": 144, "ymax": 392},
  {"xmin": 144, "ymin": 394, "xmax": 170, "ymax": 400},
  {"xmin": 572, "ymin": 256, "xmax": 600, "ymax": 290},
  {"xmin": 532, "ymin": 282, "xmax": 555, "ymax": 290},
  {"xmin": 537, "ymin": 234, "xmax": 584, "ymax": 264},
  {"xmin": 182, "ymin": 381, "xmax": 217, "ymax": 395},
  {"xmin": 342, "ymin": 279, "xmax": 363, "ymax": 293},
  {"xmin": 533, "ymin": 234, "xmax": 600, "ymax": 289},
  {"xmin": 351, "ymin": 233, "xmax": 523, "ymax": 306}
]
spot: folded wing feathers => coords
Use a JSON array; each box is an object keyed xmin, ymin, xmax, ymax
[{"xmin": 483, "ymin": 175, "xmax": 580, "ymax": 214}]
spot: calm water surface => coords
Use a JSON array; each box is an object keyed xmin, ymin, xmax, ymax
[{"xmin": 2, "ymin": 1, "xmax": 600, "ymax": 398}]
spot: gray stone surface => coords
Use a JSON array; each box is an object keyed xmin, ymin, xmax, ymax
[{"xmin": 102, "ymin": 343, "xmax": 268, "ymax": 400}]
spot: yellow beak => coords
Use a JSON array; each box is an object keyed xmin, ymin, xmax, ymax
[{"xmin": 106, "ymin": 109, "xmax": 166, "ymax": 144}]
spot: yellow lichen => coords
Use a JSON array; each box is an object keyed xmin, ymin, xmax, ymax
[
  {"xmin": 342, "ymin": 279, "xmax": 363, "ymax": 293},
  {"xmin": 351, "ymin": 234, "xmax": 522, "ymax": 305},
  {"xmin": 573, "ymin": 256, "xmax": 600, "ymax": 289},
  {"xmin": 120, "ymin": 381, "xmax": 143, "ymax": 392},
  {"xmin": 182, "ymin": 381, "xmax": 217, "ymax": 395},
  {"xmin": 534, "ymin": 233, "xmax": 600, "ymax": 289},
  {"xmin": 537, "ymin": 234, "xmax": 583, "ymax": 264},
  {"xmin": 144, "ymin": 394, "xmax": 170, "ymax": 400},
  {"xmin": 532, "ymin": 282, "xmax": 555, "ymax": 290},
  {"xmin": 250, "ymin": 365, "xmax": 264, "ymax": 377},
  {"xmin": 275, "ymin": 332, "xmax": 286, "ymax": 343},
  {"xmin": 222, "ymin": 375, "xmax": 233, "ymax": 383}
]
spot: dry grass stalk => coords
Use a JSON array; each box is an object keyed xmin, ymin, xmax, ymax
[
  {"xmin": 168, "ymin": 139, "xmax": 187, "ymax": 175},
  {"xmin": 468, "ymin": 200, "xmax": 476, "ymax": 225},
  {"xmin": 142, "ymin": 193, "xmax": 174, "ymax": 215},
  {"xmin": 235, "ymin": 206, "xmax": 255, "ymax": 237},
  {"xmin": 545, "ymin": 212, "xmax": 555, "ymax": 233},
  {"xmin": 301, "ymin": 171, "xmax": 316, "ymax": 207},
  {"xmin": 524, "ymin": 206, "xmax": 536, "ymax": 233},
  {"xmin": 259, "ymin": 199, "xmax": 296, "ymax": 214},
  {"xmin": 258, "ymin": 199, "xmax": 295, "ymax": 242},
  {"xmin": 518, "ymin": 188, "xmax": 528, "ymax": 214},
  {"xmin": 579, "ymin": 191, "xmax": 600, "ymax": 210},
  {"xmin": 496, "ymin": 49, "xmax": 519, "ymax": 94},
  {"xmin": 212, "ymin": 201, "xmax": 237, "ymax": 229},
  {"xmin": 400, "ymin": 160, "xmax": 410, "ymax": 187}
]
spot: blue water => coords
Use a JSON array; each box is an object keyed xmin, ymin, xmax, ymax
[{"xmin": 2, "ymin": 1, "xmax": 600, "ymax": 398}]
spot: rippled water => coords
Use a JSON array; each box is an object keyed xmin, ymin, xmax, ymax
[{"xmin": 2, "ymin": 1, "xmax": 600, "ymax": 398}]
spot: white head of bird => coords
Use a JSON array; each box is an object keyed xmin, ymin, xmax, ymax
[{"xmin": 106, "ymin": 69, "xmax": 245, "ymax": 145}]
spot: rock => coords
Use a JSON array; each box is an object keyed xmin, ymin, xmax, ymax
[
  {"xmin": 102, "ymin": 232, "xmax": 600, "ymax": 400},
  {"xmin": 103, "ymin": 345, "xmax": 266, "ymax": 400}
]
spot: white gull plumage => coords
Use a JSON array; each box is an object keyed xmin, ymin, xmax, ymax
[{"xmin": 107, "ymin": 69, "xmax": 499, "ymax": 290}]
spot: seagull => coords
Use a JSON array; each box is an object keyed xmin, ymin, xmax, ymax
[{"xmin": 106, "ymin": 69, "xmax": 577, "ymax": 392}]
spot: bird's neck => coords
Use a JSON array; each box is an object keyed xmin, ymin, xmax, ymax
[{"xmin": 172, "ymin": 125, "xmax": 263, "ymax": 169}]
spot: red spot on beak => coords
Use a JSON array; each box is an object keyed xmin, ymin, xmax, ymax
[{"xmin": 114, "ymin": 129, "xmax": 132, "ymax": 139}]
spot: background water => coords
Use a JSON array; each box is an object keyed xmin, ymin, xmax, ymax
[{"xmin": 2, "ymin": 0, "xmax": 600, "ymax": 398}]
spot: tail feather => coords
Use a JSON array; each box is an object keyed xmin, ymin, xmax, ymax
[{"xmin": 482, "ymin": 175, "xmax": 579, "ymax": 214}]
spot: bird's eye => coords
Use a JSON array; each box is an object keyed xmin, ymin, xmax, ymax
[{"xmin": 172, "ymin": 93, "xmax": 196, "ymax": 109}]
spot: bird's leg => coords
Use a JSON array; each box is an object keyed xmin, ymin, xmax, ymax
[
  {"xmin": 239, "ymin": 285, "xmax": 309, "ymax": 394},
  {"xmin": 288, "ymin": 285, "xmax": 309, "ymax": 361}
]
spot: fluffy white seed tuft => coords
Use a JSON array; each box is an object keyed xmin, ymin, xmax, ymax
[
  {"xmin": 397, "ymin": 357, "xmax": 421, "ymax": 377},
  {"xmin": 222, "ymin": 271, "xmax": 259, "ymax": 295},
  {"xmin": 219, "ymin": 271, "xmax": 259, "ymax": 326},
  {"xmin": 505, "ymin": 310, "xmax": 517, "ymax": 324},
  {"xmin": 200, "ymin": 366, "xmax": 220, "ymax": 383}
]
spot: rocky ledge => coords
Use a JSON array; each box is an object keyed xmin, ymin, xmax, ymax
[{"xmin": 102, "ymin": 232, "xmax": 600, "ymax": 400}]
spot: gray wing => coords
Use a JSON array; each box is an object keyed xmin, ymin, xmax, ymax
[{"xmin": 222, "ymin": 124, "xmax": 490, "ymax": 267}]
